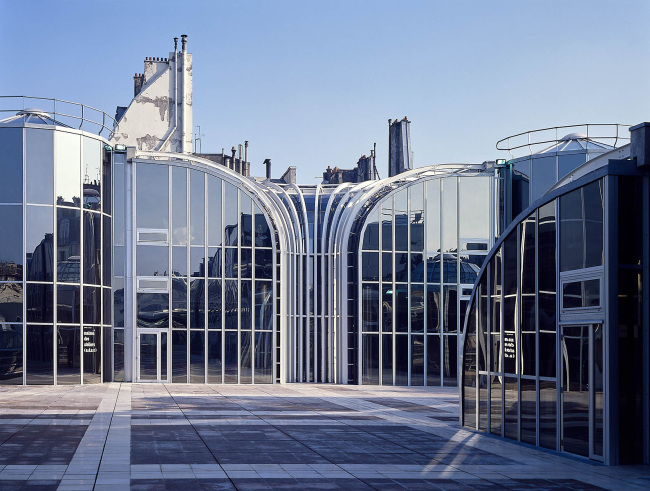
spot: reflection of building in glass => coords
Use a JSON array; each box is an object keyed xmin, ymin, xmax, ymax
[
  {"xmin": 2, "ymin": 37, "xmax": 649, "ymax": 468},
  {"xmin": 460, "ymin": 124, "xmax": 650, "ymax": 465},
  {"xmin": 0, "ymin": 100, "xmax": 113, "ymax": 385}
]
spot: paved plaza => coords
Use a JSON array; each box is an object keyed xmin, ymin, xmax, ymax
[{"xmin": 0, "ymin": 384, "xmax": 648, "ymax": 490}]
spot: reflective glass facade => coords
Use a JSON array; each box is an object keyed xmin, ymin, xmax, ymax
[
  {"xmin": 0, "ymin": 120, "xmax": 112, "ymax": 385},
  {"xmin": 461, "ymin": 156, "xmax": 649, "ymax": 465},
  {"xmin": 113, "ymin": 155, "xmax": 281, "ymax": 383}
]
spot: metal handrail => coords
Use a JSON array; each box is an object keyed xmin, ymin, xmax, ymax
[
  {"xmin": 0, "ymin": 96, "xmax": 116, "ymax": 139},
  {"xmin": 496, "ymin": 123, "xmax": 631, "ymax": 160}
]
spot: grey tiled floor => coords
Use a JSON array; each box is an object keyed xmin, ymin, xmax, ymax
[{"xmin": 0, "ymin": 383, "xmax": 648, "ymax": 490}]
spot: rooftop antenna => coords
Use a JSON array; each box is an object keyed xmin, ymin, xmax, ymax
[
  {"xmin": 194, "ymin": 125, "xmax": 204, "ymax": 154},
  {"xmin": 372, "ymin": 142, "xmax": 380, "ymax": 179}
]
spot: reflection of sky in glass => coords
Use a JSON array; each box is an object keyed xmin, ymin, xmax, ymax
[
  {"xmin": 55, "ymin": 132, "xmax": 81, "ymax": 204},
  {"xmin": 459, "ymin": 177, "xmax": 490, "ymax": 238}
]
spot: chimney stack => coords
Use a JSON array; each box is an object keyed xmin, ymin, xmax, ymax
[
  {"xmin": 264, "ymin": 159, "xmax": 272, "ymax": 179},
  {"xmin": 181, "ymin": 34, "xmax": 187, "ymax": 53},
  {"xmin": 174, "ymin": 37, "xmax": 178, "ymax": 52}
]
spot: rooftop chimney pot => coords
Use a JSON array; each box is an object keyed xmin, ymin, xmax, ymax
[{"xmin": 181, "ymin": 34, "xmax": 187, "ymax": 53}]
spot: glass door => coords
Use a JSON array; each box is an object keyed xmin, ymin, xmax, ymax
[
  {"xmin": 561, "ymin": 323, "xmax": 604, "ymax": 460},
  {"xmin": 137, "ymin": 330, "xmax": 168, "ymax": 382}
]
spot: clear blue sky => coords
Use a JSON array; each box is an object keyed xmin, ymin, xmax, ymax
[{"xmin": 2, "ymin": 0, "xmax": 649, "ymax": 183}]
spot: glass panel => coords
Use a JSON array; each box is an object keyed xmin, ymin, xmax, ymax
[
  {"xmin": 225, "ymin": 248, "xmax": 237, "ymax": 278},
  {"xmin": 161, "ymin": 332, "xmax": 167, "ymax": 380},
  {"xmin": 190, "ymin": 247, "xmax": 205, "ymax": 278},
  {"xmin": 224, "ymin": 184, "xmax": 238, "ymax": 246},
  {"xmin": 462, "ymin": 320, "xmax": 476, "ymax": 425},
  {"xmin": 241, "ymin": 331, "xmax": 252, "ymax": 383},
  {"xmin": 137, "ymin": 163, "xmax": 168, "ymax": 229},
  {"xmin": 0, "ymin": 128, "xmax": 24, "ymax": 203},
  {"xmin": 207, "ymin": 330, "xmax": 222, "ymax": 383},
  {"xmin": 442, "ymin": 334, "xmax": 457, "ymax": 386},
  {"xmin": 57, "ymin": 284, "xmax": 79, "ymax": 323},
  {"xmin": 427, "ymin": 284, "xmax": 440, "ymax": 333},
  {"xmin": 26, "ymin": 128, "xmax": 53, "ymax": 204},
  {"xmin": 381, "ymin": 200, "xmax": 392, "ymax": 251},
  {"xmin": 57, "ymin": 207, "xmax": 81, "ymax": 282},
  {"xmin": 0, "ymin": 324, "xmax": 23, "ymax": 384},
  {"xmin": 208, "ymin": 176, "xmax": 223, "ymax": 246},
  {"xmin": 593, "ymin": 323, "xmax": 604, "ymax": 457},
  {"xmin": 361, "ymin": 252, "xmax": 379, "ymax": 281},
  {"xmin": 208, "ymin": 279, "xmax": 222, "ymax": 330},
  {"xmin": 442, "ymin": 177, "xmax": 457, "ymax": 254},
  {"xmin": 240, "ymin": 249, "xmax": 252, "ymax": 278},
  {"xmin": 103, "ymin": 217, "xmax": 111, "ymax": 287},
  {"xmin": 0, "ymin": 283, "xmax": 22, "ymax": 324},
  {"xmin": 459, "ymin": 177, "xmax": 490, "ymax": 239},
  {"xmin": 539, "ymin": 201, "xmax": 557, "ymax": 341},
  {"xmin": 427, "ymin": 335, "xmax": 440, "ymax": 386},
  {"xmin": 563, "ymin": 279, "xmax": 600, "ymax": 309},
  {"xmin": 172, "ymin": 246, "xmax": 187, "ymax": 277},
  {"xmin": 255, "ymin": 249, "xmax": 273, "ymax": 280},
  {"xmin": 395, "ymin": 335, "xmax": 408, "ymax": 385},
  {"xmin": 137, "ymin": 293, "xmax": 168, "ymax": 328},
  {"xmin": 27, "ymin": 283, "xmax": 53, "ymax": 323},
  {"xmin": 82, "ymin": 137, "xmax": 101, "ymax": 211},
  {"xmin": 521, "ymin": 214, "xmax": 536, "ymax": 376},
  {"xmin": 504, "ymin": 377, "xmax": 518, "ymax": 440},
  {"xmin": 83, "ymin": 325, "xmax": 101, "ymax": 383},
  {"xmin": 520, "ymin": 378, "xmax": 536, "ymax": 445},
  {"xmin": 190, "ymin": 170, "xmax": 205, "ymax": 245},
  {"xmin": 394, "ymin": 191, "xmax": 408, "ymax": 251},
  {"xmin": 395, "ymin": 286, "xmax": 408, "ymax": 333},
  {"xmin": 139, "ymin": 333, "xmax": 157, "ymax": 381},
  {"xmin": 190, "ymin": 331, "xmax": 205, "ymax": 383},
  {"xmin": 531, "ymin": 156, "xmax": 557, "ymax": 202},
  {"xmin": 381, "ymin": 253, "xmax": 392, "ymax": 282},
  {"xmin": 562, "ymin": 325, "xmax": 589, "ymax": 457},
  {"xmin": 443, "ymin": 286, "xmax": 457, "ymax": 333},
  {"xmin": 0, "ymin": 205, "xmax": 23, "ymax": 276},
  {"xmin": 56, "ymin": 132, "xmax": 81, "ymax": 206},
  {"xmin": 254, "ymin": 205, "xmax": 272, "ymax": 248},
  {"xmin": 478, "ymin": 274, "xmax": 487, "ymax": 371},
  {"xmin": 382, "ymin": 287, "xmax": 392, "ymax": 333},
  {"xmin": 426, "ymin": 180, "xmax": 440, "ymax": 262},
  {"xmin": 172, "ymin": 166, "xmax": 187, "ymax": 245},
  {"xmin": 25, "ymin": 206, "xmax": 54, "ymax": 281},
  {"xmin": 362, "ymin": 334, "xmax": 379, "ymax": 384},
  {"xmin": 411, "ymin": 335, "xmax": 424, "ymax": 386},
  {"xmin": 558, "ymin": 153, "xmax": 585, "ymax": 180},
  {"xmin": 503, "ymin": 231, "xmax": 517, "ymax": 375},
  {"xmin": 539, "ymin": 332, "xmax": 556, "ymax": 379},
  {"xmin": 113, "ymin": 329, "xmax": 124, "ymax": 382},
  {"xmin": 381, "ymin": 334, "xmax": 392, "ymax": 385},
  {"xmin": 241, "ymin": 280, "xmax": 252, "ymax": 330},
  {"xmin": 224, "ymin": 280, "xmax": 237, "ymax": 329},
  {"xmin": 101, "ymin": 145, "xmax": 111, "ymax": 215},
  {"xmin": 362, "ymin": 284, "xmax": 379, "ymax": 332},
  {"xmin": 254, "ymin": 281, "xmax": 272, "ymax": 331},
  {"xmin": 172, "ymin": 330, "xmax": 187, "ymax": 382},
  {"xmin": 583, "ymin": 180, "xmax": 604, "ymax": 269},
  {"xmin": 190, "ymin": 279, "xmax": 205, "ymax": 329},
  {"xmin": 208, "ymin": 247, "xmax": 221, "ymax": 278},
  {"xmin": 240, "ymin": 193, "xmax": 253, "ymax": 247},
  {"xmin": 224, "ymin": 331, "xmax": 237, "ymax": 383},
  {"xmin": 83, "ymin": 212, "xmax": 101, "ymax": 285},
  {"xmin": 254, "ymin": 331, "xmax": 273, "ymax": 383},
  {"xmin": 539, "ymin": 380, "xmax": 557, "ymax": 450},
  {"xmin": 56, "ymin": 325, "xmax": 80, "ymax": 384},
  {"xmin": 83, "ymin": 286, "xmax": 100, "ymax": 324},
  {"xmin": 512, "ymin": 160, "xmax": 531, "ymax": 221},
  {"xmin": 171, "ymin": 277, "xmax": 187, "ymax": 328},
  {"xmin": 113, "ymin": 163, "xmax": 124, "ymax": 245},
  {"xmin": 394, "ymin": 253, "xmax": 408, "ymax": 282},
  {"xmin": 478, "ymin": 375, "xmax": 488, "ymax": 431},
  {"xmin": 560, "ymin": 187, "xmax": 583, "ymax": 272},
  {"xmin": 362, "ymin": 208, "xmax": 379, "ymax": 250},
  {"xmin": 490, "ymin": 375, "xmax": 502, "ymax": 435},
  {"xmin": 411, "ymin": 253, "xmax": 423, "ymax": 281},
  {"xmin": 411, "ymin": 284, "xmax": 424, "ymax": 333},
  {"xmin": 410, "ymin": 184, "xmax": 424, "ymax": 251}
]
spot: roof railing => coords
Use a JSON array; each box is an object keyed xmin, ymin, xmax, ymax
[
  {"xmin": 0, "ymin": 96, "xmax": 116, "ymax": 139},
  {"xmin": 496, "ymin": 123, "xmax": 631, "ymax": 160}
]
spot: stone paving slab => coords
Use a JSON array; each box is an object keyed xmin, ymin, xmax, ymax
[{"xmin": 0, "ymin": 383, "xmax": 648, "ymax": 490}]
